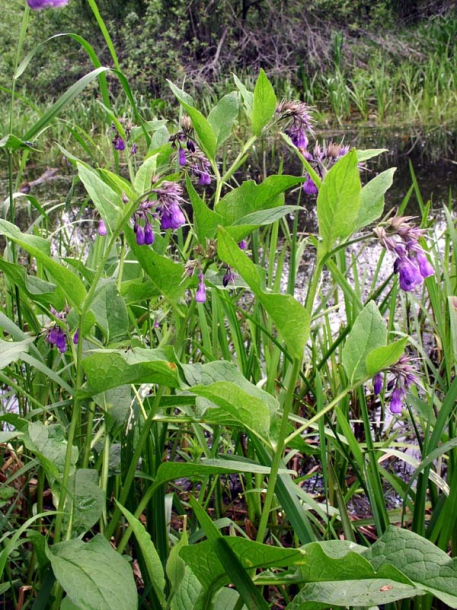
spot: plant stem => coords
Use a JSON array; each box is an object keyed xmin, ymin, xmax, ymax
[{"xmin": 256, "ymin": 357, "xmax": 302, "ymax": 542}]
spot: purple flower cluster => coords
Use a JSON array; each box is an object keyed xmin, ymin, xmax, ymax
[
  {"xmin": 170, "ymin": 128, "xmax": 212, "ymax": 186},
  {"xmin": 132, "ymin": 181, "xmax": 187, "ymax": 246},
  {"xmin": 195, "ymin": 273, "xmax": 207, "ymax": 303},
  {"xmin": 28, "ymin": 0, "xmax": 69, "ymax": 8},
  {"xmin": 276, "ymin": 101, "xmax": 350, "ymax": 196},
  {"xmin": 375, "ymin": 216, "xmax": 434, "ymax": 292},
  {"xmin": 44, "ymin": 307, "xmax": 77, "ymax": 354},
  {"xmin": 373, "ymin": 354, "xmax": 419, "ymax": 414},
  {"xmin": 111, "ymin": 120, "xmax": 136, "ymax": 155}
]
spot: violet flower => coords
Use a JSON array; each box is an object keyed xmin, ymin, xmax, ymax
[
  {"xmin": 195, "ymin": 273, "xmax": 206, "ymax": 303},
  {"xmin": 394, "ymin": 256, "xmax": 423, "ymax": 292},
  {"xmin": 28, "ymin": 0, "xmax": 69, "ymax": 8},
  {"xmin": 98, "ymin": 219, "xmax": 107, "ymax": 236},
  {"xmin": 390, "ymin": 386, "xmax": 406, "ymax": 414},
  {"xmin": 178, "ymin": 147, "xmax": 187, "ymax": 166},
  {"xmin": 303, "ymin": 176, "xmax": 318, "ymax": 195},
  {"xmin": 373, "ymin": 373, "xmax": 383, "ymax": 395}
]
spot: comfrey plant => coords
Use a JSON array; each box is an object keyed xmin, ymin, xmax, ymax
[{"xmin": 2, "ymin": 6, "xmax": 455, "ymax": 608}]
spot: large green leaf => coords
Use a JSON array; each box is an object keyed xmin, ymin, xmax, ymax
[
  {"xmin": 126, "ymin": 227, "xmax": 189, "ymax": 304},
  {"xmin": 317, "ymin": 150, "xmax": 361, "ymax": 253},
  {"xmin": 180, "ymin": 537, "xmax": 303, "ymax": 590},
  {"xmin": 215, "ymin": 176, "xmax": 305, "ymax": 225},
  {"xmin": 117, "ymin": 503, "xmax": 166, "ymax": 608},
  {"xmin": 168, "ymin": 81, "xmax": 217, "ymax": 161},
  {"xmin": 364, "ymin": 526, "xmax": 457, "ymax": 607},
  {"xmin": 0, "ymin": 337, "xmax": 33, "ymax": 370},
  {"xmin": 356, "ymin": 167, "xmax": 396, "ymax": 230},
  {"xmin": 366, "ymin": 338, "xmax": 408, "ymax": 376},
  {"xmin": 186, "ymin": 174, "xmax": 224, "ymax": 242},
  {"xmin": 90, "ymin": 280, "xmax": 129, "ymax": 343},
  {"xmin": 208, "ymin": 92, "xmax": 240, "ymax": 148},
  {"xmin": 191, "ymin": 382, "xmax": 271, "ymax": 440},
  {"xmin": 77, "ymin": 163, "xmax": 123, "ymax": 232},
  {"xmin": 80, "ymin": 347, "xmax": 180, "ymax": 395},
  {"xmin": 0, "ymin": 258, "xmax": 61, "ymax": 308},
  {"xmin": 233, "ymin": 74, "xmax": 254, "ymax": 117},
  {"xmin": 218, "ymin": 228, "xmax": 309, "ymax": 359},
  {"xmin": 47, "ymin": 535, "xmax": 137, "ymax": 610},
  {"xmin": 66, "ymin": 469, "xmax": 105, "ymax": 536},
  {"xmin": 342, "ymin": 301, "xmax": 386, "ymax": 383},
  {"xmin": 133, "ymin": 153, "xmax": 158, "ymax": 195},
  {"xmin": 0, "ymin": 219, "xmax": 87, "ymax": 310},
  {"xmin": 24, "ymin": 422, "xmax": 78, "ymax": 481},
  {"xmin": 288, "ymin": 540, "xmax": 422, "ymax": 609},
  {"xmin": 252, "ymin": 69, "xmax": 277, "ymax": 136},
  {"xmin": 226, "ymin": 205, "xmax": 303, "ymax": 242}
]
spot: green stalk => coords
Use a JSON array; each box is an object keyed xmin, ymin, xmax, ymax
[
  {"xmin": 256, "ymin": 357, "xmax": 301, "ymax": 542},
  {"xmin": 54, "ymin": 196, "xmax": 142, "ymax": 544},
  {"xmin": 87, "ymin": 0, "xmax": 121, "ymax": 72},
  {"xmin": 104, "ymin": 387, "xmax": 165, "ymax": 540}
]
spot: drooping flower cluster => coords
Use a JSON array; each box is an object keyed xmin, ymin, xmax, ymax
[
  {"xmin": 276, "ymin": 101, "xmax": 350, "ymax": 195},
  {"xmin": 43, "ymin": 307, "xmax": 77, "ymax": 354},
  {"xmin": 170, "ymin": 120, "xmax": 212, "ymax": 186},
  {"xmin": 276, "ymin": 100, "xmax": 314, "ymax": 151},
  {"xmin": 374, "ymin": 215, "xmax": 434, "ymax": 292},
  {"xmin": 27, "ymin": 0, "xmax": 69, "ymax": 8},
  {"xmin": 373, "ymin": 354, "xmax": 419, "ymax": 414},
  {"xmin": 132, "ymin": 181, "xmax": 187, "ymax": 246},
  {"xmin": 111, "ymin": 119, "xmax": 136, "ymax": 155}
]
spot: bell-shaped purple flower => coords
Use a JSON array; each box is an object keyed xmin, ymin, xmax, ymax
[
  {"xmin": 394, "ymin": 256, "xmax": 423, "ymax": 292},
  {"xmin": 113, "ymin": 135, "xmax": 125, "ymax": 151},
  {"xmin": 73, "ymin": 329, "xmax": 79, "ymax": 345},
  {"xmin": 55, "ymin": 331, "xmax": 67, "ymax": 354},
  {"xmin": 187, "ymin": 140, "xmax": 196, "ymax": 153},
  {"xmin": 198, "ymin": 171, "xmax": 211, "ymax": 186},
  {"xmin": 47, "ymin": 326, "xmax": 59, "ymax": 345},
  {"xmin": 390, "ymin": 386, "xmax": 406, "ymax": 414},
  {"xmin": 144, "ymin": 222, "xmax": 154, "ymax": 245},
  {"xmin": 223, "ymin": 268, "xmax": 236, "ymax": 287},
  {"xmin": 195, "ymin": 273, "xmax": 206, "ymax": 303},
  {"xmin": 178, "ymin": 147, "xmax": 187, "ymax": 166},
  {"xmin": 238, "ymin": 240, "xmax": 248, "ymax": 250},
  {"xmin": 98, "ymin": 219, "xmax": 107, "ymax": 236},
  {"xmin": 303, "ymin": 176, "xmax": 318, "ymax": 195},
  {"xmin": 415, "ymin": 251, "xmax": 434, "ymax": 279},
  {"xmin": 28, "ymin": 0, "xmax": 69, "ymax": 8},
  {"xmin": 161, "ymin": 203, "xmax": 185, "ymax": 230},
  {"xmin": 373, "ymin": 373, "xmax": 383, "ymax": 395},
  {"xmin": 136, "ymin": 224, "xmax": 145, "ymax": 246}
]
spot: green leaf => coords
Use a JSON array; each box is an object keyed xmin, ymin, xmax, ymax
[
  {"xmin": 0, "ymin": 219, "xmax": 87, "ymax": 310},
  {"xmin": 81, "ymin": 347, "xmax": 179, "ymax": 395},
  {"xmin": 90, "ymin": 280, "xmax": 129, "ymax": 343},
  {"xmin": 180, "ymin": 537, "xmax": 303, "ymax": 591},
  {"xmin": 117, "ymin": 503, "xmax": 166, "ymax": 608},
  {"xmin": 180, "ymin": 360, "xmax": 278, "ymax": 415},
  {"xmin": 252, "ymin": 69, "xmax": 277, "ymax": 136},
  {"xmin": 366, "ymin": 338, "xmax": 408, "ymax": 376},
  {"xmin": 233, "ymin": 74, "xmax": 254, "ymax": 117},
  {"xmin": 215, "ymin": 175, "xmax": 304, "ymax": 225},
  {"xmin": 24, "ymin": 422, "xmax": 78, "ymax": 481},
  {"xmin": 155, "ymin": 459, "xmax": 282, "ymax": 488},
  {"xmin": 77, "ymin": 163, "xmax": 123, "ymax": 233},
  {"xmin": 364, "ymin": 526, "xmax": 457, "ymax": 607},
  {"xmin": 93, "ymin": 386, "xmax": 133, "ymax": 425},
  {"xmin": 356, "ymin": 149, "xmax": 388, "ymax": 162},
  {"xmin": 190, "ymin": 382, "xmax": 270, "ymax": 440},
  {"xmin": 167, "ymin": 532, "xmax": 189, "ymax": 595},
  {"xmin": 22, "ymin": 67, "xmax": 111, "ymax": 143},
  {"xmin": 67, "ymin": 469, "xmax": 105, "ymax": 536},
  {"xmin": 170, "ymin": 566, "xmax": 202, "ymax": 610},
  {"xmin": 218, "ymin": 228, "xmax": 309, "ymax": 359},
  {"xmin": 126, "ymin": 227, "xmax": 189, "ymax": 305},
  {"xmin": 288, "ymin": 541, "xmax": 421, "ymax": 609},
  {"xmin": 208, "ymin": 92, "xmax": 240, "ymax": 148},
  {"xmin": 168, "ymin": 81, "xmax": 217, "ymax": 161},
  {"xmin": 186, "ymin": 174, "xmax": 224, "ymax": 242},
  {"xmin": 0, "ymin": 337, "xmax": 33, "ymax": 370},
  {"xmin": 47, "ymin": 535, "xmax": 137, "ymax": 610},
  {"xmin": 317, "ymin": 150, "xmax": 361, "ymax": 253},
  {"xmin": 342, "ymin": 302, "xmax": 387, "ymax": 383},
  {"xmin": 226, "ymin": 205, "xmax": 303, "ymax": 242},
  {"xmin": 133, "ymin": 154, "xmax": 157, "ymax": 195},
  {"xmin": 356, "ymin": 168, "xmax": 396, "ymax": 230}
]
